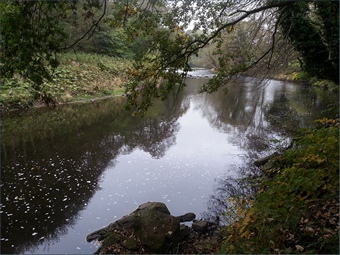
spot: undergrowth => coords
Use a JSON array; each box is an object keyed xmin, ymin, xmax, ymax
[
  {"xmin": 292, "ymin": 71, "xmax": 338, "ymax": 93},
  {"xmin": 218, "ymin": 118, "xmax": 339, "ymax": 254},
  {"xmin": 0, "ymin": 52, "xmax": 131, "ymax": 110}
]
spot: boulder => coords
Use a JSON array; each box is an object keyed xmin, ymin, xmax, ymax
[{"xmin": 86, "ymin": 202, "xmax": 196, "ymax": 254}]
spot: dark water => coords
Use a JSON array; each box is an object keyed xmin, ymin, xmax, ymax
[{"xmin": 1, "ymin": 75, "xmax": 337, "ymax": 254}]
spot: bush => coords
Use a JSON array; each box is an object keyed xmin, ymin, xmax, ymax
[
  {"xmin": 310, "ymin": 78, "xmax": 338, "ymax": 92},
  {"xmin": 0, "ymin": 78, "xmax": 35, "ymax": 110},
  {"xmin": 292, "ymin": 71, "xmax": 310, "ymax": 81}
]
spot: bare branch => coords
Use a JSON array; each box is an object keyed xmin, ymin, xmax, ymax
[
  {"xmin": 162, "ymin": 1, "xmax": 292, "ymax": 71},
  {"xmin": 57, "ymin": 0, "xmax": 107, "ymax": 51},
  {"xmin": 266, "ymin": 11, "xmax": 281, "ymax": 69}
]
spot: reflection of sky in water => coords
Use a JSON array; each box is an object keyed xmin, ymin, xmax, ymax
[
  {"xmin": 3, "ymin": 74, "xmax": 335, "ymax": 254},
  {"xmin": 31, "ymin": 98, "xmax": 244, "ymax": 254}
]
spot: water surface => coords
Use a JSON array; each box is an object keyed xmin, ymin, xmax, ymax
[{"xmin": 1, "ymin": 75, "xmax": 337, "ymax": 254}]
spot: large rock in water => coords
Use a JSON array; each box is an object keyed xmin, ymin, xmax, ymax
[{"xmin": 86, "ymin": 202, "xmax": 196, "ymax": 254}]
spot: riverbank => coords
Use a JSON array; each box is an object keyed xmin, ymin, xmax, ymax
[
  {"xmin": 1, "ymin": 52, "xmax": 338, "ymax": 112},
  {"xmin": 0, "ymin": 52, "xmax": 132, "ymax": 112},
  {"xmin": 216, "ymin": 118, "xmax": 339, "ymax": 254},
  {"xmin": 173, "ymin": 117, "xmax": 339, "ymax": 254}
]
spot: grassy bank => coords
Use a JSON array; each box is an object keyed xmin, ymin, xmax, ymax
[
  {"xmin": 291, "ymin": 71, "xmax": 339, "ymax": 93},
  {"xmin": 217, "ymin": 118, "xmax": 339, "ymax": 254},
  {"xmin": 0, "ymin": 52, "xmax": 132, "ymax": 111}
]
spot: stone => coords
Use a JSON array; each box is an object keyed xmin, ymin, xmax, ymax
[
  {"xmin": 86, "ymin": 202, "xmax": 196, "ymax": 254},
  {"xmin": 172, "ymin": 224, "xmax": 191, "ymax": 244},
  {"xmin": 177, "ymin": 212, "xmax": 196, "ymax": 222},
  {"xmin": 192, "ymin": 220, "xmax": 209, "ymax": 233},
  {"xmin": 253, "ymin": 152, "xmax": 279, "ymax": 167},
  {"xmin": 263, "ymin": 161, "xmax": 274, "ymax": 171}
]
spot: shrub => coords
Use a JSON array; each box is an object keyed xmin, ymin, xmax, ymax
[{"xmin": 292, "ymin": 71, "xmax": 309, "ymax": 81}]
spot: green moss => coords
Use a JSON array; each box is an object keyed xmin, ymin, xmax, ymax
[{"xmin": 103, "ymin": 232, "xmax": 122, "ymax": 247}]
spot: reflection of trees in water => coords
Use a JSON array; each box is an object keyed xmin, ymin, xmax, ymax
[
  {"xmin": 264, "ymin": 84, "xmax": 301, "ymax": 133},
  {"xmin": 192, "ymin": 79, "xmax": 332, "ymax": 159},
  {"xmin": 265, "ymin": 84, "xmax": 339, "ymax": 130},
  {"xmin": 119, "ymin": 118, "xmax": 180, "ymax": 158},
  {"xmin": 198, "ymin": 80, "xmax": 295, "ymax": 225},
  {"xmin": 193, "ymin": 78, "xmax": 289, "ymax": 158},
  {"xmin": 201, "ymin": 79, "xmax": 338, "ymax": 226},
  {"xmin": 1, "ymin": 96, "xmax": 189, "ymax": 254},
  {"xmin": 202, "ymin": 162, "xmax": 261, "ymax": 225},
  {"xmin": 3, "ymin": 78, "xmax": 335, "ymax": 253},
  {"xmin": 1, "ymin": 135, "xmax": 108, "ymax": 254},
  {"xmin": 1, "ymin": 97, "xmax": 128, "ymax": 155}
]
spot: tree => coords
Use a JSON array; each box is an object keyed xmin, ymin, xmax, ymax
[
  {"xmin": 0, "ymin": 0, "xmax": 106, "ymax": 87},
  {"xmin": 112, "ymin": 0, "xmax": 338, "ymax": 114},
  {"xmin": 1, "ymin": 0, "xmax": 338, "ymax": 113},
  {"xmin": 278, "ymin": 1, "xmax": 339, "ymax": 83}
]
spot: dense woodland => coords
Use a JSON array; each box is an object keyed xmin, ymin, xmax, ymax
[{"xmin": 0, "ymin": 0, "xmax": 339, "ymax": 254}]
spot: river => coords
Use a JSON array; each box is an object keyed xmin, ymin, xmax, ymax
[{"xmin": 1, "ymin": 73, "xmax": 337, "ymax": 254}]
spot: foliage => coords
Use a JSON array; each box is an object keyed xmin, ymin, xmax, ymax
[
  {"xmin": 291, "ymin": 72, "xmax": 339, "ymax": 93},
  {"xmin": 292, "ymin": 72, "xmax": 310, "ymax": 81},
  {"xmin": 310, "ymin": 78, "xmax": 339, "ymax": 93},
  {"xmin": 0, "ymin": 52, "xmax": 131, "ymax": 110},
  {"xmin": 0, "ymin": 78, "xmax": 36, "ymax": 109},
  {"xmin": 0, "ymin": 0, "xmax": 107, "ymax": 85},
  {"xmin": 1, "ymin": 0, "xmax": 65, "ymax": 85},
  {"xmin": 63, "ymin": 2, "xmax": 135, "ymax": 58},
  {"xmin": 1, "ymin": 0, "xmax": 339, "ymax": 114},
  {"xmin": 218, "ymin": 119, "xmax": 339, "ymax": 254},
  {"xmin": 107, "ymin": 0, "xmax": 339, "ymax": 114},
  {"xmin": 278, "ymin": 1, "xmax": 339, "ymax": 84}
]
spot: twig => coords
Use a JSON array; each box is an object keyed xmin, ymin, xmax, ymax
[{"xmin": 57, "ymin": 0, "xmax": 107, "ymax": 51}]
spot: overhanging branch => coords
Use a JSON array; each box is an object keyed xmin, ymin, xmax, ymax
[
  {"xmin": 57, "ymin": 0, "xmax": 107, "ymax": 52},
  {"xmin": 163, "ymin": 1, "xmax": 294, "ymax": 70}
]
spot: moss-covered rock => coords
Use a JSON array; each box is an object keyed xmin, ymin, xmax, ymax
[{"xmin": 86, "ymin": 202, "xmax": 196, "ymax": 254}]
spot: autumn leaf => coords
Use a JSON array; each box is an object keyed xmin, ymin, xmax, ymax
[
  {"xmin": 227, "ymin": 25, "xmax": 234, "ymax": 33},
  {"xmin": 232, "ymin": 221, "xmax": 240, "ymax": 229},
  {"xmin": 304, "ymin": 227, "xmax": 315, "ymax": 234},
  {"xmin": 240, "ymin": 230, "xmax": 251, "ymax": 238}
]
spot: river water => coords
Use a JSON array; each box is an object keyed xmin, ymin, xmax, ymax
[{"xmin": 1, "ymin": 73, "xmax": 337, "ymax": 254}]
